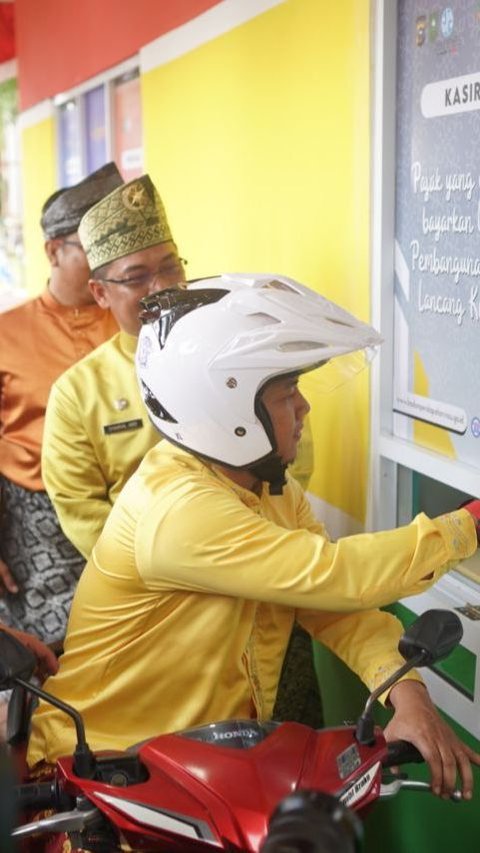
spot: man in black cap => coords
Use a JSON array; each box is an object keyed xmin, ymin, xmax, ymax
[{"xmin": 0, "ymin": 164, "xmax": 123, "ymax": 677}]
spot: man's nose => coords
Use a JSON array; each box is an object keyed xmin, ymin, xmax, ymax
[{"xmin": 297, "ymin": 391, "xmax": 311, "ymax": 416}]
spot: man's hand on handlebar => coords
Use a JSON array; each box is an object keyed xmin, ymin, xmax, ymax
[{"xmin": 384, "ymin": 679, "xmax": 480, "ymax": 800}]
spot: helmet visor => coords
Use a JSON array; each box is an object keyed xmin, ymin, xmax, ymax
[{"xmin": 299, "ymin": 347, "xmax": 378, "ymax": 396}]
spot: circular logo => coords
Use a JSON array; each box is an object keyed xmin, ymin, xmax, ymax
[
  {"xmin": 471, "ymin": 417, "xmax": 480, "ymax": 438},
  {"xmin": 122, "ymin": 182, "xmax": 148, "ymax": 210},
  {"xmin": 441, "ymin": 7, "xmax": 454, "ymax": 38}
]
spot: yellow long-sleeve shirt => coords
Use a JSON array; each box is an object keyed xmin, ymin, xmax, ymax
[
  {"xmin": 42, "ymin": 331, "xmax": 314, "ymax": 559},
  {"xmin": 41, "ymin": 331, "xmax": 159, "ymax": 558},
  {"xmin": 28, "ymin": 441, "xmax": 477, "ymax": 765}
]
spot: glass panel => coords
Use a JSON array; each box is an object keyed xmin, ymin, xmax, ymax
[
  {"xmin": 411, "ymin": 471, "xmax": 480, "ymax": 584},
  {"xmin": 58, "ymin": 99, "xmax": 82, "ymax": 186},
  {"xmin": 392, "ymin": 0, "xmax": 480, "ymax": 471},
  {"xmin": 112, "ymin": 70, "xmax": 143, "ymax": 181},
  {"xmin": 0, "ymin": 77, "xmax": 25, "ymax": 306},
  {"xmin": 85, "ymin": 85, "xmax": 106, "ymax": 174}
]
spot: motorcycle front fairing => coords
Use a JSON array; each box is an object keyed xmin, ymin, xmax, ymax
[{"xmin": 53, "ymin": 719, "xmax": 387, "ymax": 851}]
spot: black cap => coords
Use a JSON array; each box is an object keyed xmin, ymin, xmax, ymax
[{"xmin": 40, "ymin": 162, "xmax": 124, "ymax": 239}]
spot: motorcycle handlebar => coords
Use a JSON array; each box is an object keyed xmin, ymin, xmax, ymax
[
  {"xmin": 383, "ymin": 740, "xmax": 424, "ymax": 767},
  {"xmin": 14, "ymin": 781, "xmax": 73, "ymax": 812},
  {"xmin": 260, "ymin": 791, "xmax": 362, "ymax": 853}
]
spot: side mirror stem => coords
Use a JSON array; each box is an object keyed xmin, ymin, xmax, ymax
[
  {"xmin": 14, "ymin": 677, "xmax": 97, "ymax": 779},
  {"xmin": 355, "ymin": 650, "xmax": 428, "ymax": 745}
]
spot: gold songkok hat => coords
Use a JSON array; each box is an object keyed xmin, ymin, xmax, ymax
[
  {"xmin": 40, "ymin": 162, "xmax": 124, "ymax": 239},
  {"xmin": 78, "ymin": 174, "xmax": 173, "ymax": 273}
]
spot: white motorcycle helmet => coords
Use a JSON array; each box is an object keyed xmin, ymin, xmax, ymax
[{"xmin": 136, "ymin": 273, "xmax": 382, "ymax": 492}]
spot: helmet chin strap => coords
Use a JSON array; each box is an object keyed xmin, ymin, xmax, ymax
[
  {"xmin": 248, "ymin": 396, "xmax": 288, "ymax": 495},
  {"xmin": 247, "ymin": 454, "xmax": 288, "ymax": 496}
]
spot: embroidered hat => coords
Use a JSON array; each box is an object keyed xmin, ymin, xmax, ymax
[
  {"xmin": 40, "ymin": 162, "xmax": 124, "ymax": 239},
  {"xmin": 78, "ymin": 175, "xmax": 173, "ymax": 273}
]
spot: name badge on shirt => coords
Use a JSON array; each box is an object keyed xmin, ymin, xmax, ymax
[{"xmin": 103, "ymin": 419, "xmax": 144, "ymax": 435}]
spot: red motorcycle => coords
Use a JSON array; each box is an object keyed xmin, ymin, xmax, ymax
[{"xmin": 3, "ymin": 609, "xmax": 463, "ymax": 853}]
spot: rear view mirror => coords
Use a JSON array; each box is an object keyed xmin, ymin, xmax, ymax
[
  {"xmin": 398, "ymin": 609, "xmax": 463, "ymax": 666},
  {"xmin": 0, "ymin": 631, "xmax": 36, "ymax": 688},
  {"xmin": 0, "ymin": 631, "xmax": 96, "ymax": 778},
  {"xmin": 356, "ymin": 608, "xmax": 463, "ymax": 745}
]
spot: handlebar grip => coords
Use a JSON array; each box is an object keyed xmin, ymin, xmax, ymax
[
  {"xmin": 383, "ymin": 740, "xmax": 424, "ymax": 767},
  {"xmin": 15, "ymin": 781, "xmax": 67, "ymax": 811}
]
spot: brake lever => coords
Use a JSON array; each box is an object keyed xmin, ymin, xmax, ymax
[
  {"xmin": 379, "ymin": 778, "xmax": 462, "ymax": 802},
  {"xmin": 12, "ymin": 804, "xmax": 100, "ymax": 839}
]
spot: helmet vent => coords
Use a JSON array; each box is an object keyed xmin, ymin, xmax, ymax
[
  {"xmin": 249, "ymin": 312, "xmax": 280, "ymax": 327},
  {"xmin": 326, "ymin": 316, "xmax": 356, "ymax": 328},
  {"xmin": 278, "ymin": 340, "xmax": 326, "ymax": 352},
  {"xmin": 141, "ymin": 380, "xmax": 178, "ymax": 423},
  {"xmin": 262, "ymin": 279, "xmax": 300, "ymax": 294}
]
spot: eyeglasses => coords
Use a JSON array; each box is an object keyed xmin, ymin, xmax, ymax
[{"xmin": 99, "ymin": 258, "xmax": 188, "ymax": 289}]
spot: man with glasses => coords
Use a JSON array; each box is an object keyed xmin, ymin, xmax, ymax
[
  {"xmin": 41, "ymin": 175, "xmax": 187, "ymax": 561},
  {"xmin": 0, "ymin": 163, "xmax": 123, "ymax": 663},
  {"xmin": 42, "ymin": 174, "xmax": 315, "ymax": 564}
]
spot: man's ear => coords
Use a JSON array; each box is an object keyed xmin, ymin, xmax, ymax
[
  {"xmin": 89, "ymin": 279, "xmax": 110, "ymax": 309},
  {"xmin": 44, "ymin": 239, "xmax": 60, "ymax": 266}
]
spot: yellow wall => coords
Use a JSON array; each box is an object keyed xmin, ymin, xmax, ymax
[
  {"xmin": 142, "ymin": 0, "xmax": 371, "ymax": 523},
  {"xmin": 21, "ymin": 116, "xmax": 56, "ymax": 295}
]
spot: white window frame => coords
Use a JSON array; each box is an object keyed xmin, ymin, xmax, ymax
[{"xmin": 54, "ymin": 55, "xmax": 140, "ymax": 184}]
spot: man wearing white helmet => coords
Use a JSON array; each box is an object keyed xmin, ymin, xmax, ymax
[{"xmin": 29, "ymin": 275, "xmax": 480, "ymax": 799}]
